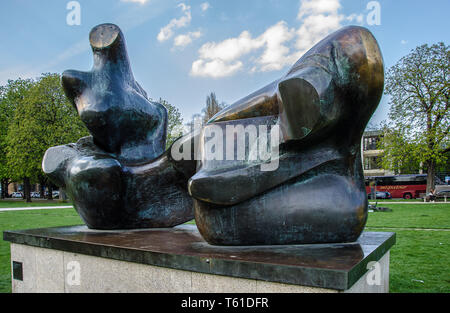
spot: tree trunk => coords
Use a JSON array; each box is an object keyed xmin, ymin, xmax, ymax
[
  {"xmin": 426, "ymin": 160, "xmax": 436, "ymax": 195},
  {"xmin": 5, "ymin": 179, "xmax": 10, "ymax": 198},
  {"xmin": 1, "ymin": 179, "xmax": 7, "ymax": 199},
  {"xmin": 38, "ymin": 175, "xmax": 46, "ymax": 199},
  {"xmin": 47, "ymin": 184, "xmax": 53, "ymax": 200},
  {"xmin": 40, "ymin": 184, "xmax": 45, "ymax": 199},
  {"xmin": 23, "ymin": 177, "xmax": 32, "ymax": 203},
  {"xmin": 60, "ymin": 188, "xmax": 68, "ymax": 202}
]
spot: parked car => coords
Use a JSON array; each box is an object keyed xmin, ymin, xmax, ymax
[
  {"xmin": 31, "ymin": 192, "xmax": 41, "ymax": 198},
  {"xmin": 368, "ymin": 191, "xmax": 392, "ymax": 199},
  {"xmin": 10, "ymin": 192, "xmax": 23, "ymax": 198},
  {"xmin": 44, "ymin": 190, "xmax": 60, "ymax": 198}
]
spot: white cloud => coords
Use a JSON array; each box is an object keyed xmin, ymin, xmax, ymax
[
  {"xmin": 191, "ymin": 22, "xmax": 296, "ymax": 77},
  {"xmin": 256, "ymin": 22, "xmax": 296, "ymax": 72},
  {"xmin": 295, "ymin": 14, "xmax": 343, "ymax": 55},
  {"xmin": 200, "ymin": 2, "xmax": 210, "ymax": 12},
  {"xmin": 198, "ymin": 31, "xmax": 264, "ymax": 62},
  {"xmin": 295, "ymin": 0, "xmax": 344, "ymax": 56},
  {"xmin": 191, "ymin": 30, "xmax": 261, "ymax": 78},
  {"xmin": 191, "ymin": 21, "xmax": 295, "ymax": 78},
  {"xmin": 157, "ymin": 3, "xmax": 191, "ymax": 42},
  {"xmin": 121, "ymin": 0, "xmax": 149, "ymax": 4},
  {"xmin": 174, "ymin": 31, "xmax": 203, "ymax": 48},
  {"xmin": 191, "ymin": 59, "xmax": 243, "ymax": 78},
  {"xmin": 297, "ymin": 0, "xmax": 341, "ymax": 20},
  {"xmin": 401, "ymin": 40, "xmax": 408, "ymax": 45},
  {"xmin": 190, "ymin": 0, "xmax": 358, "ymax": 78}
]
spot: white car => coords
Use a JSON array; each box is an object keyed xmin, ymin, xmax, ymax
[
  {"xmin": 10, "ymin": 192, "xmax": 23, "ymax": 198},
  {"xmin": 31, "ymin": 192, "xmax": 41, "ymax": 198}
]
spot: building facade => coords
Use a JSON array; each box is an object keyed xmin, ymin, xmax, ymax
[{"xmin": 361, "ymin": 130, "xmax": 392, "ymax": 177}]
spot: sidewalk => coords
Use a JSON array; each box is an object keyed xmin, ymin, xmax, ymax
[
  {"xmin": 369, "ymin": 201, "xmax": 449, "ymax": 204},
  {"xmin": 0, "ymin": 206, "xmax": 73, "ymax": 212}
]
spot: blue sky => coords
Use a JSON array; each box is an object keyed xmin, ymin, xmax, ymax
[{"xmin": 0, "ymin": 0, "xmax": 449, "ymax": 127}]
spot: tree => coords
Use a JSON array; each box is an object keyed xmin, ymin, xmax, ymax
[
  {"xmin": 5, "ymin": 74, "xmax": 89, "ymax": 201},
  {"xmin": 0, "ymin": 78, "xmax": 34, "ymax": 199},
  {"xmin": 380, "ymin": 42, "xmax": 449, "ymax": 193},
  {"xmin": 378, "ymin": 126, "xmax": 421, "ymax": 174},
  {"xmin": 203, "ymin": 92, "xmax": 226, "ymax": 124},
  {"xmin": 159, "ymin": 98, "xmax": 184, "ymax": 148},
  {"xmin": 0, "ymin": 85, "xmax": 8, "ymax": 198},
  {"xmin": 0, "ymin": 85, "xmax": 6, "ymax": 198}
]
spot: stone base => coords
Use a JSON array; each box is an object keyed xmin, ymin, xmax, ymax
[{"xmin": 4, "ymin": 225, "xmax": 395, "ymax": 293}]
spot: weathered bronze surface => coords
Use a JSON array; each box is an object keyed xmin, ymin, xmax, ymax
[
  {"xmin": 189, "ymin": 26, "xmax": 384, "ymax": 245},
  {"xmin": 43, "ymin": 23, "xmax": 383, "ymax": 246},
  {"xmin": 3, "ymin": 226, "xmax": 396, "ymax": 290},
  {"xmin": 42, "ymin": 24, "xmax": 196, "ymax": 229}
]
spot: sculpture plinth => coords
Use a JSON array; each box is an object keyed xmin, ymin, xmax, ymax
[{"xmin": 4, "ymin": 226, "xmax": 395, "ymax": 293}]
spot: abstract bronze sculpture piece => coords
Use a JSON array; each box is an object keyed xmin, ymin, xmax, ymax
[
  {"xmin": 188, "ymin": 26, "xmax": 384, "ymax": 245},
  {"xmin": 43, "ymin": 23, "xmax": 384, "ymax": 247},
  {"xmin": 43, "ymin": 24, "xmax": 196, "ymax": 229}
]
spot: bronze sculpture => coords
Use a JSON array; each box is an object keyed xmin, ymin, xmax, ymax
[
  {"xmin": 188, "ymin": 26, "xmax": 384, "ymax": 245},
  {"xmin": 43, "ymin": 24, "xmax": 196, "ymax": 229},
  {"xmin": 43, "ymin": 23, "xmax": 384, "ymax": 247}
]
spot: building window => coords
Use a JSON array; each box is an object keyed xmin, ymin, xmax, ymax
[
  {"xmin": 363, "ymin": 136, "xmax": 381, "ymax": 151},
  {"xmin": 364, "ymin": 157, "xmax": 382, "ymax": 170}
]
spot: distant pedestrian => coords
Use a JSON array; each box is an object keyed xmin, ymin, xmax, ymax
[{"xmin": 428, "ymin": 189, "xmax": 436, "ymax": 202}]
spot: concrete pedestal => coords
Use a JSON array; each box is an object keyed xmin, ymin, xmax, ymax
[{"xmin": 3, "ymin": 225, "xmax": 395, "ymax": 293}]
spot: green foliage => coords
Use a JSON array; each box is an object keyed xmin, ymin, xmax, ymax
[
  {"xmin": 0, "ymin": 78, "xmax": 34, "ymax": 180},
  {"xmin": 0, "ymin": 86, "xmax": 7, "ymax": 181},
  {"xmin": 2, "ymin": 74, "xmax": 89, "ymax": 183},
  {"xmin": 159, "ymin": 98, "xmax": 184, "ymax": 148},
  {"xmin": 203, "ymin": 92, "xmax": 226, "ymax": 124},
  {"xmin": 380, "ymin": 42, "xmax": 449, "ymax": 186},
  {"xmin": 378, "ymin": 126, "xmax": 421, "ymax": 174}
]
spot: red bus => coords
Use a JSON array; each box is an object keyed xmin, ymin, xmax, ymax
[{"xmin": 365, "ymin": 175, "xmax": 429, "ymax": 199}]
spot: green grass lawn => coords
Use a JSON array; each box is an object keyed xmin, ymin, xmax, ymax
[
  {"xmin": 378, "ymin": 230, "xmax": 449, "ymax": 293},
  {"xmin": 365, "ymin": 203, "xmax": 450, "ymax": 293},
  {"xmin": 0, "ymin": 203, "xmax": 449, "ymax": 293},
  {"xmin": 367, "ymin": 203, "xmax": 450, "ymax": 229}
]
